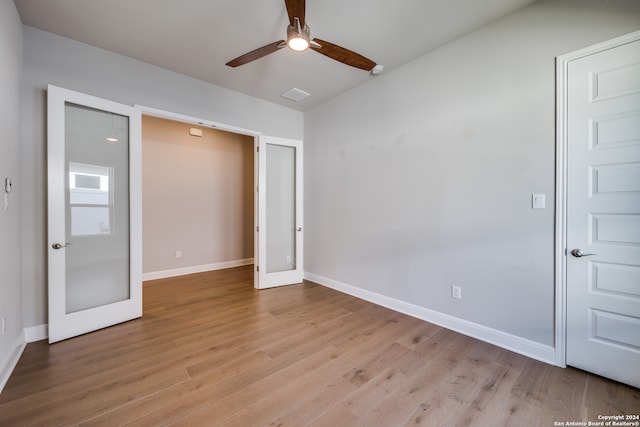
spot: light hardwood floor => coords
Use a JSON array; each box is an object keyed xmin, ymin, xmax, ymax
[{"xmin": 1, "ymin": 266, "xmax": 638, "ymax": 426}]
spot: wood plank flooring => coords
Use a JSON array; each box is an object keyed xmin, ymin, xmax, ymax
[{"xmin": 1, "ymin": 266, "xmax": 638, "ymax": 426}]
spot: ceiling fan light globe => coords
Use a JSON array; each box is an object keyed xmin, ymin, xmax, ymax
[
  {"xmin": 287, "ymin": 20, "xmax": 311, "ymax": 52},
  {"xmin": 288, "ymin": 37, "xmax": 309, "ymax": 51}
]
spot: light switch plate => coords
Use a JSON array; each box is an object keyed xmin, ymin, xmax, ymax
[{"xmin": 532, "ymin": 193, "xmax": 545, "ymax": 209}]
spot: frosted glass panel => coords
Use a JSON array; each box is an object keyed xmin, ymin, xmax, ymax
[
  {"xmin": 65, "ymin": 103, "xmax": 130, "ymax": 313},
  {"xmin": 266, "ymin": 144, "xmax": 296, "ymax": 273}
]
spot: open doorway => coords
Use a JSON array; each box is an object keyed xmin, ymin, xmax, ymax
[
  {"xmin": 141, "ymin": 115, "xmax": 255, "ymax": 282},
  {"xmin": 46, "ymin": 87, "xmax": 302, "ymax": 343}
]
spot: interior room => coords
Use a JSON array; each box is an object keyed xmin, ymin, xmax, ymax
[
  {"xmin": 1, "ymin": 0, "xmax": 639, "ymax": 424},
  {"xmin": 141, "ymin": 115, "xmax": 255, "ymax": 280}
]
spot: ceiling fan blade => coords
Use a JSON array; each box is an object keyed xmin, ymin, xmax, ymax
[
  {"xmin": 225, "ymin": 41, "xmax": 286, "ymax": 67},
  {"xmin": 285, "ymin": 0, "xmax": 305, "ymax": 27},
  {"xmin": 310, "ymin": 38, "xmax": 377, "ymax": 71}
]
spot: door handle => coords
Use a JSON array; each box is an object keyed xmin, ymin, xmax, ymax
[
  {"xmin": 51, "ymin": 242, "xmax": 71, "ymax": 250},
  {"xmin": 570, "ymin": 249, "xmax": 596, "ymax": 258},
  {"xmin": 297, "ymin": 227, "xmax": 302, "ymax": 232}
]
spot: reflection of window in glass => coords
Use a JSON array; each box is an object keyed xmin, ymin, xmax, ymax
[{"xmin": 69, "ymin": 163, "xmax": 113, "ymax": 236}]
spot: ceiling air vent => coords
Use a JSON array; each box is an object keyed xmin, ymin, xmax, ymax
[{"xmin": 281, "ymin": 87, "xmax": 310, "ymax": 102}]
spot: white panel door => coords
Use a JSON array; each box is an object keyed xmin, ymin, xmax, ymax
[
  {"xmin": 48, "ymin": 85, "xmax": 142, "ymax": 343},
  {"xmin": 256, "ymin": 135, "xmax": 303, "ymax": 289},
  {"xmin": 566, "ymin": 38, "xmax": 640, "ymax": 388}
]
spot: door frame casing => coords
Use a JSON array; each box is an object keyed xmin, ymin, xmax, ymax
[
  {"xmin": 554, "ymin": 30, "xmax": 640, "ymax": 368},
  {"xmin": 135, "ymin": 105, "xmax": 262, "ymax": 285},
  {"xmin": 135, "ymin": 105, "xmax": 304, "ymax": 290}
]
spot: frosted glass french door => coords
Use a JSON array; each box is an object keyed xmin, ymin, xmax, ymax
[
  {"xmin": 47, "ymin": 85, "xmax": 142, "ymax": 343},
  {"xmin": 256, "ymin": 136, "xmax": 303, "ymax": 289}
]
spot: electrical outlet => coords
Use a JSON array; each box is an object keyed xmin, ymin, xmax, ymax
[
  {"xmin": 175, "ymin": 251, "xmax": 182, "ymax": 259},
  {"xmin": 1, "ymin": 317, "xmax": 6, "ymax": 335},
  {"xmin": 451, "ymin": 285, "xmax": 462, "ymax": 300}
]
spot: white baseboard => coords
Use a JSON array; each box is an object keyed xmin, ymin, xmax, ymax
[
  {"xmin": 143, "ymin": 258, "xmax": 254, "ymax": 281},
  {"xmin": 304, "ymin": 272, "xmax": 558, "ymax": 366},
  {"xmin": 25, "ymin": 324, "xmax": 48, "ymax": 343},
  {"xmin": 0, "ymin": 333, "xmax": 26, "ymax": 394}
]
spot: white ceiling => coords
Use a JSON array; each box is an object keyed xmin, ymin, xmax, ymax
[{"xmin": 15, "ymin": 0, "xmax": 537, "ymax": 111}]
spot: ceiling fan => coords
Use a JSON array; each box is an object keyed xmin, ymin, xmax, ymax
[{"xmin": 226, "ymin": 0, "xmax": 383, "ymax": 74}]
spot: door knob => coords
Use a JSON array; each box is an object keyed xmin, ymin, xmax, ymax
[
  {"xmin": 297, "ymin": 227, "xmax": 302, "ymax": 232},
  {"xmin": 571, "ymin": 249, "xmax": 596, "ymax": 258},
  {"xmin": 51, "ymin": 242, "xmax": 71, "ymax": 250}
]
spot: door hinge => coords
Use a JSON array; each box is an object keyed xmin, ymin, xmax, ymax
[
  {"xmin": 257, "ymin": 266, "xmax": 259, "ymax": 272},
  {"xmin": 256, "ymin": 146, "xmax": 259, "ymax": 153},
  {"xmin": 256, "ymin": 226, "xmax": 259, "ymax": 232},
  {"xmin": 256, "ymin": 186, "xmax": 259, "ymax": 192}
]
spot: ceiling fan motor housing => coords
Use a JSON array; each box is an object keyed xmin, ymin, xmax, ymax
[{"xmin": 287, "ymin": 18, "xmax": 310, "ymax": 51}]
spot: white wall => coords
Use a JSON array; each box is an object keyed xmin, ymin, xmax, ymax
[
  {"xmin": 0, "ymin": 0, "xmax": 24, "ymax": 389},
  {"xmin": 304, "ymin": 0, "xmax": 640, "ymax": 350},
  {"xmin": 20, "ymin": 26, "xmax": 303, "ymax": 329},
  {"xmin": 142, "ymin": 116, "xmax": 254, "ymax": 275}
]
